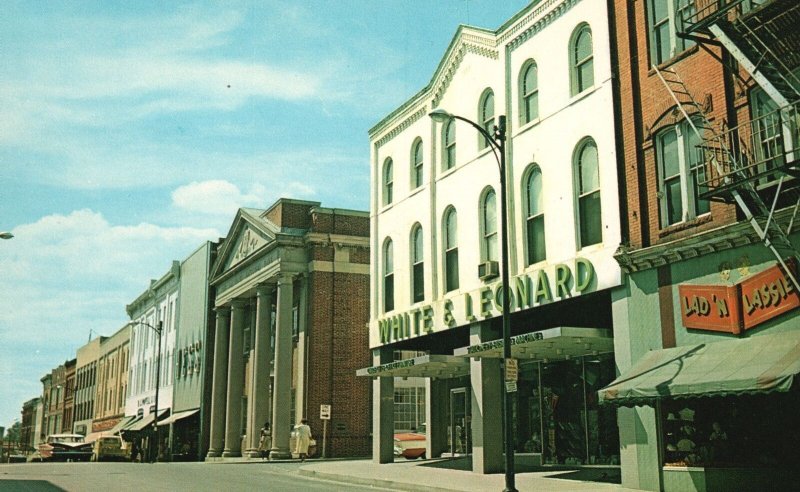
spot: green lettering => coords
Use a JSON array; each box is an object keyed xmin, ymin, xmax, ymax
[
  {"xmin": 392, "ymin": 315, "xmax": 402, "ymax": 340},
  {"xmin": 464, "ymin": 293, "xmax": 477, "ymax": 322},
  {"xmin": 515, "ymin": 275, "xmax": 530, "ymax": 309},
  {"xmin": 493, "ymin": 283, "xmax": 515, "ymax": 311},
  {"xmin": 555, "ymin": 264, "xmax": 572, "ymax": 298},
  {"xmin": 443, "ymin": 300, "xmax": 455, "ymax": 327},
  {"xmin": 404, "ymin": 313, "xmax": 411, "ymax": 338},
  {"xmin": 422, "ymin": 306, "xmax": 434, "ymax": 333},
  {"xmin": 379, "ymin": 319, "xmax": 391, "ymax": 344},
  {"xmin": 479, "ymin": 287, "xmax": 494, "ymax": 318},
  {"xmin": 575, "ymin": 257, "xmax": 595, "ymax": 292},
  {"xmin": 534, "ymin": 270, "xmax": 552, "ymax": 304}
]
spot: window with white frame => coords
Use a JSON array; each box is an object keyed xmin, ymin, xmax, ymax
[
  {"xmin": 383, "ymin": 238, "xmax": 394, "ymax": 312},
  {"xmin": 479, "ymin": 89, "xmax": 495, "ymax": 150},
  {"xmin": 444, "ymin": 119, "xmax": 456, "ymax": 170},
  {"xmin": 520, "ymin": 60, "xmax": 539, "ymax": 125},
  {"xmin": 383, "ymin": 158, "xmax": 394, "ymax": 206},
  {"xmin": 481, "ymin": 188, "xmax": 498, "ymax": 262},
  {"xmin": 411, "ymin": 224, "xmax": 424, "ymax": 303},
  {"xmin": 412, "ymin": 139, "xmax": 424, "ymax": 189},
  {"xmin": 575, "ymin": 138, "xmax": 603, "ymax": 247},
  {"xmin": 444, "ymin": 208, "xmax": 459, "ymax": 292},
  {"xmin": 525, "ymin": 166, "xmax": 546, "ymax": 265},
  {"xmin": 570, "ymin": 24, "xmax": 594, "ymax": 96},
  {"xmin": 649, "ymin": 0, "xmax": 696, "ymax": 66},
  {"xmin": 656, "ymin": 118, "xmax": 709, "ymax": 227}
]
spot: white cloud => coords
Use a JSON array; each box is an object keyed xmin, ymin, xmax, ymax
[{"xmin": 172, "ymin": 180, "xmax": 264, "ymax": 216}]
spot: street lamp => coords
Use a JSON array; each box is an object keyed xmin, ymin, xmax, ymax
[
  {"xmin": 128, "ymin": 320, "xmax": 163, "ymax": 463},
  {"xmin": 429, "ymin": 108, "xmax": 516, "ymax": 492},
  {"xmin": 0, "ymin": 232, "xmax": 13, "ymax": 240}
]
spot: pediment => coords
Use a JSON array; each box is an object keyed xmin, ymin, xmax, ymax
[
  {"xmin": 212, "ymin": 209, "xmax": 277, "ymax": 278},
  {"xmin": 431, "ymin": 28, "xmax": 499, "ymax": 107}
]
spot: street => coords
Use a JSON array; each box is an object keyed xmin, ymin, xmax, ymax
[{"xmin": 0, "ymin": 461, "xmax": 391, "ymax": 492}]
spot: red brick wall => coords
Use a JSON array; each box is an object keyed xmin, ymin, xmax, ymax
[
  {"xmin": 265, "ymin": 201, "xmax": 315, "ymax": 229},
  {"xmin": 612, "ymin": 0, "xmax": 740, "ymax": 250},
  {"xmin": 305, "ymin": 269, "xmax": 371, "ymax": 457},
  {"xmin": 311, "ymin": 211, "xmax": 370, "ymax": 237}
]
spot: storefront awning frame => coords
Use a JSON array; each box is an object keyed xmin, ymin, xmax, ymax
[
  {"xmin": 356, "ymin": 354, "xmax": 470, "ymax": 379},
  {"xmin": 125, "ymin": 409, "xmax": 169, "ymax": 432},
  {"xmin": 598, "ymin": 331, "xmax": 800, "ymax": 407},
  {"xmin": 453, "ymin": 326, "xmax": 614, "ymax": 361},
  {"xmin": 157, "ymin": 409, "xmax": 199, "ymax": 427}
]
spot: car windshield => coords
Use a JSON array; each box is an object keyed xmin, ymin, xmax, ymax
[{"xmin": 53, "ymin": 436, "xmax": 84, "ymax": 443}]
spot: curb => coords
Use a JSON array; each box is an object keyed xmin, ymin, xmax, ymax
[{"xmin": 298, "ymin": 468, "xmax": 465, "ymax": 492}]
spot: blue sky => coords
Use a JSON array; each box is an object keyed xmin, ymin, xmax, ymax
[{"xmin": 0, "ymin": 0, "xmax": 532, "ymax": 430}]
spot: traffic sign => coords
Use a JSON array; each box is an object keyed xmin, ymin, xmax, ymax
[
  {"xmin": 320, "ymin": 404, "xmax": 331, "ymax": 420},
  {"xmin": 505, "ymin": 358, "xmax": 518, "ymax": 381}
]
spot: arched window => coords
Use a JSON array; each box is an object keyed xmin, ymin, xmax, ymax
[
  {"xmin": 444, "ymin": 208, "xmax": 459, "ymax": 292},
  {"xmin": 444, "ymin": 120, "xmax": 456, "ymax": 170},
  {"xmin": 575, "ymin": 139, "xmax": 602, "ymax": 248},
  {"xmin": 412, "ymin": 139, "xmax": 424, "ymax": 189},
  {"xmin": 383, "ymin": 158, "xmax": 393, "ymax": 205},
  {"xmin": 481, "ymin": 188, "xmax": 498, "ymax": 262},
  {"xmin": 479, "ymin": 89, "xmax": 495, "ymax": 150},
  {"xmin": 525, "ymin": 166, "xmax": 546, "ymax": 265},
  {"xmin": 411, "ymin": 224, "xmax": 424, "ymax": 303},
  {"xmin": 383, "ymin": 238, "xmax": 394, "ymax": 312},
  {"xmin": 520, "ymin": 60, "xmax": 539, "ymax": 124},
  {"xmin": 571, "ymin": 24, "xmax": 594, "ymax": 96}
]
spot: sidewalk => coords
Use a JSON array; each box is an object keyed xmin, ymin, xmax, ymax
[{"xmin": 298, "ymin": 458, "xmax": 645, "ymax": 492}]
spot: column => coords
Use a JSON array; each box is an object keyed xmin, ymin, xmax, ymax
[
  {"xmin": 372, "ymin": 347, "xmax": 394, "ymax": 464},
  {"xmin": 269, "ymin": 274, "xmax": 294, "ymax": 459},
  {"xmin": 293, "ymin": 275, "xmax": 308, "ymax": 424},
  {"xmin": 426, "ymin": 378, "xmax": 448, "ymax": 460},
  {"xmin": 206, "ymin": 307, "xmax": 230, "ymax": 458},
  {"xmin": 246, "ymin": 285, "xmax": 275, "ymax": 458},
  {"xmin": 470, "ymin": 322, "xmax": 503, "ymax": 473},
  {"xmin": 222, "ymin": 300, "xmax": 247, "ymax": 457}
]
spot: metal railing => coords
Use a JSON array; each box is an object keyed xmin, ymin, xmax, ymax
[
  {"xmin": 698, "ymin": 100, "xmax": 800, "ymax": 193},
  {"xmin": 681, "ymin": 0, "xmax": 749, "ymax": 35}
]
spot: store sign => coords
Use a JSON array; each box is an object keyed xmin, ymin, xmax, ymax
[
  {"xmin": 679, "ymin": 262, "xmax": 799, "ymax": 334},
  {"xmin": 376, "ymin": 258, "xmax": 595, "ymax": 345},
  {"xmin": 678, "ymin": 284, "xmax": 740, "ymax": 333}
]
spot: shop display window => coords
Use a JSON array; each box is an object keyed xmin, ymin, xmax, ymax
[{"xmin": 660, "ymin": 384, "xmax": 800, "ymax": 468}]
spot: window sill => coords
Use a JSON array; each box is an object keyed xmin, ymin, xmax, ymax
[
  {"xmin": 514, "ymin": 117, "xmax": 542, "ymax": 139},
  {"xmin": 658, "ymin": 213, "xmax": 712, "ymax": 238},
  {"xmin": 407, "ymin": 186, "xmax": 425, "ymax": 199},
  {"xmin": 648, "ymin": 46, "xmax": 700, "ymax": 75},
  {"xmin": 380, "ymin": 202, "xmax": 394, "ymax": 213},
  {"xmin": 568, "ymin": 85, "xmax": 600, "ymax": 107}
]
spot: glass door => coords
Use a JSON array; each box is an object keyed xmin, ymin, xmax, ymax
[{"xmin": 449, "ymin": 387, "xmax": 471, "ymax": 456}]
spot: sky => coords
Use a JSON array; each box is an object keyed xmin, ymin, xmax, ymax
[{"xmin": 0, "ymin": 0, "xmax": 534, "ymax": 433}]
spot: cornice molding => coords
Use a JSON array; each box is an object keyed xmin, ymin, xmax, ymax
[
  {"xmin": 615, "ymin": 209, "xmax": 796, "ymax": 273},
  {"xmin": 505, "ymin": 0, "xmax": 580, "ymax": 51},
  {"xmin": 374, "ymin": 106, "xmax": 428, "ymax": 149},
  {"xmin": 431, "ymin": 41, "xmax": 499, "ymax": 107}
]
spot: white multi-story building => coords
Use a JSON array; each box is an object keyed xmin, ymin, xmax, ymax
[
  {"xmin": 125, "ymin": 263, "xmax": 178, "ymax": 427},
  {"xmin": 362, "ymin": 0, "xmax": 626, "ymax": 473}
]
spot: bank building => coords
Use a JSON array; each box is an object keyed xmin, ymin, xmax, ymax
[{"xmin": 360, "ymin": 0, "xmax": 626, "ymax": 472}]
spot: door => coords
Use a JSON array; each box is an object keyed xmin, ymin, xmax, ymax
[{"xmin": 449, "ymin": 387, "xmax": 471, "ymax": 456}]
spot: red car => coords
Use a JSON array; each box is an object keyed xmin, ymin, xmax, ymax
[
  {"xmin": 394, "ymin": 432, "xmax": 426, "ymax": 459},
  {"xmin": 38, "ymin": 434, "xmax": 93, "ymax": 462}
]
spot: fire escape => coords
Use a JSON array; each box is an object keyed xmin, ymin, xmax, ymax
[{"xmin": 653, "ymin": 0, "xmax": 800, "ymax": 290}]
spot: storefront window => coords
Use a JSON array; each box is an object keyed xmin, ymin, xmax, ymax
[
  {"xmin": 517, "ymin": 355, "xmax": 619, "ymax": 465},
  {"xmin": 661, "ymin": 385, "xmax": 800, "ymax": 468}
]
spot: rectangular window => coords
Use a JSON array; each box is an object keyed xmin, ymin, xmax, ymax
[
  {"xmin": 412, "ymin": 263, "xmax": 424, "ymax": 303},
  {"xmin": 579, "ymin": 191, "xmax": 603, "ymax": 247},
  {"xmin": 649, "ymin": 0, "xmax": 696, "ymax": 65},
  {"xmin": 526, "ymin": 215, "xmax": 546, "ymax": 265},
  {"xmin": 384, "ymin": 273, "xmax": 394, "ymax": 312},
  {"xmin": 657, "ymin": 119, "xmax": 709, "ymax": 227},
  {"xmin": 445, "ymin": 249, "xmax": 459, "ymax": 292}
]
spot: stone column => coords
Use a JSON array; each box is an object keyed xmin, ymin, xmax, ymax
[
  {"xmin": 269, "ymin": 275, "xmax": 294, "ymax": 459},
  {"xmin": 372, "ymin": 347, "xmax": 394, "ymax": 464},
  {"xmin": 246, "ymin": 285, "xmax": 275, "ymax": 458},
  {"xmin": 222, "ymin": 300, "xmax": 247, "ymax": 457},
  {"xmin": 206, "ymin": 307, "xmax": 230, "ymax": 458},
  {"xmin": 426, "ymin": 378, "xmax": 447, "ymax": 460},
  {"xmin": 294, "ymin": 275, "xmax": 308, "ymax": 424},
  {"xmin": 470, "ymin": 322, "xmax": 503, "ymax": 473}
]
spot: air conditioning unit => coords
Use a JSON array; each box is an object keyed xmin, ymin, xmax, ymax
[{"xmin": 478, "ymin": 260, "xmax": 499, "ymax": 281}]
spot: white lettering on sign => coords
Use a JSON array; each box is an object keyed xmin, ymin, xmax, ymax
[{"xmin": 320, "ymin": 404, "xmax": 331, "ymax": 420}]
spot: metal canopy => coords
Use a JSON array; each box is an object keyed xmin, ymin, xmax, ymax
[
  {"xmin": 157, "ymin": 409, "xmax": 199, "ymax": 427},
  {"xmin": 356, "ymin": 354, "xmax": 470, "ymax": 379},
  {"xmin": 453, "ymin": 326, "xmax": 614, "ymax": 361},
  {"xmin": 598, "ymin": 331, "xmax": 800, "ymax": 407},
  {"xmin": 126, "ymin": 410, "xmax": 168, "ymax": 432}
]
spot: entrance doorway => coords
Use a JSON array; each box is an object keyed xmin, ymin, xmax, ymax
[{"xmin": 449, "ymin": 387, "xmax": 471, "ymax": 456}]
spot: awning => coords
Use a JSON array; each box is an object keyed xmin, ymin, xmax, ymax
[
  {"xmin": 84, "ymin": 431, "xmax": 107, "ymax": 443},
  {"xmin": 120, "ymin": 416, "xmax": 142, "ymax": 431},
  {"xmin": 157, "ymin": 409, "xmax": 199, "ymax": 427},
  {"xmin": 453, "ymin": 326, "xmax": 614, "ymax": 360},
  {"xmin": 598, "ymin": 331, "xmax": 800, "ymax": 406},
  {"xmin": 109, "ymin": 416, "xmax": 135, "ymax": 435},
  {"xmin": 126, "ymin": 410, "xmax": 169, "ymax": 431},
  {"xmin": 356, "ymin": 355, "xmax": 470, "ymax": 379}
]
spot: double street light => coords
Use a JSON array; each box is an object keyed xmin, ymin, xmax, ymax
[
  {"xmin": 128, "ymin": 320, "xmax": 164, "ymax": 463},
  {"xmin": 429, "ymin": 108, "xmax": 517, "ymax": 492}
]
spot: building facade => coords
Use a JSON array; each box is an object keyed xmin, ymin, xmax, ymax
[
  {"xmin": 20, "ymin": 397, "xmax": 40, "ymax": 453},
  {"xmin": 363, "ymin": 0, "xmax": 625, "ymax": 474},
  {"xmin": 165, "ymin": 241, "xmax": 217, "ymax": 460},
  {"xmin": 93, "ymin": 325, "xmax": 130, "ymax": 438},
  {"xmin": 206, "ymin": 199, "xmax": 370, "ymax": 460},
  {"xmin": 73, "ymin": 336, "xmax": 104, "ymax": 437},
  {"xmin": 604, "ymin": 0, "xmax": 800, "ymax": 491}
]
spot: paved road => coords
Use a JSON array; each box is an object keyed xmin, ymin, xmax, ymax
[{"xmin": 0, "ymin": 461, "xmax": 390, "ymax": 492}]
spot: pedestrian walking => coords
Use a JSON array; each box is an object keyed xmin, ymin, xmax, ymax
[
  {"xmin": 293, "ymin": 419, "xmax": 313, "ymax": 462},
  {"xmin": 258, "ymin": 421, "xmax": 271, "ymax": 460}
]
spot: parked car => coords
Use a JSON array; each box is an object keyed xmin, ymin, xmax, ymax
[
  {"xmin": 393, "ymin": 432, "xmax": 426, "ymax": 459},
  {"xmin": 37, "ymin": 434, "xmax": 93, "ymax": 462},
  {"xmin": 91, "ymin": 436, "xmax": 128, "ymax": 462}
]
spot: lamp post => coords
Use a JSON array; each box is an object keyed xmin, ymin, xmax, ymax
[
  {"xmin": 429, "ymin": 108, "xmax": 516, "ymax": 492},
  {"xmin": 129, "ymin": 320, "xmax": 163, "ymax": 463}
]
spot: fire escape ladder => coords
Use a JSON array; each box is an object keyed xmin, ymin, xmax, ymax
[{"xmin": 654, "ymin": 65, "xmax": 800, "ymax": 291}]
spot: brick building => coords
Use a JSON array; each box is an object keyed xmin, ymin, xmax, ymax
[
  {"xmin": 602, "ymin": 0, "xmax": 800, "ymax": 490},
  {"xmin": 206, "ymin": 198, "xmax": 370, "ymax": 460},
  {"xmin": 62, "ymin": 359, "xmax": 76, "ymax": 435}
]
